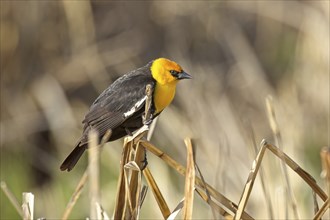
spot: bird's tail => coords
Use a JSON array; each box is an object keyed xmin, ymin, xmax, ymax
[{"xmin": 60, "ymin": 143, "xmax": 87, "ymax": 171}]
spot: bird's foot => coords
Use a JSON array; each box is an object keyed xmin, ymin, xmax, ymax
[
  {"xmin": 140, "ymin": 149, "xmax": 148, "ymax": 170},
  {"xmin": 143, "ymin": 117, "xmax": 153, "ymax": 126}
]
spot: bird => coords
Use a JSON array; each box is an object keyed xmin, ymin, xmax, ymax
[{"xmin": 60, "ymin": 58, "xmax": 191, "ymax": 171}]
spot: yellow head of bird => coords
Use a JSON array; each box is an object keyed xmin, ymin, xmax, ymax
[{"xmin": 151, "ymin": 58, "xmax": 191, "ymax": 85}]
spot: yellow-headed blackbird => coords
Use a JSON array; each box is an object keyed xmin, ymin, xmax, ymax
[{"xmin": 60, "ymin": 58, "xmax": 191, "ymax": 171}]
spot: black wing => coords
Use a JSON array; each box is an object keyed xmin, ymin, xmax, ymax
[{"xmin": 79, "ymin": 66, "xmax": 155, "ymax": 144}]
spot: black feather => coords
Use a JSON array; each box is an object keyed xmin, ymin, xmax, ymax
[{"xmin": 60, "ymin": 61, "xmax": 156, "ymax": 171}]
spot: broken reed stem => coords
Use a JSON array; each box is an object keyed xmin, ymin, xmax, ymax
[
  {"xmin": 143, "ymin": 167, "xmax": 171, "ymax": 218},
  {"xmin": 316, "ymin": 147, "xmax": 330, "ymax": 220},
  {"xmin": 61, "ymin": 172, "xmax": 88, "ymax": 220},
  {"xmin": 266, "ymin": 96, "xmax": 299, "ymax": 219},
  {"xmin": 88, "ymin": 129, "xmax": 101, "ymax": 219},
  {"xmin": 234, "ymin": 140, "xmax": 267, "ymax": 220},
  {"xmin": 265, "ymin": 143, "xmax": 328, "ymax": 201},
  {"xmin": 245, "ymin": 122, "xmax": 274, "ymax": 219},
  {"xmin": 22, "ymin": 192, "xmax": 34, "ymax": 220},
  {"xmin": 195, "ymin": 160, "xmax": 218, "ymax": 219},
  {"xmin": 182, "ymin": 138, "xmax": 195, "ymax": 220},
  {"xmin": 312, "ymin": 191, "xmax": 320, "ymax": 215},
  {"xmin": 126, "ymin": 142, "xmax": 146, "ymax": 219},
  {"xmin": 320, "ymin": 147, "xmax": 330, "ymax": 192},
  {"xmin": 124, "ymin": 161, "xmax": 142, "ymax": 219},
  {"xmin": 113, "ymin": 125, "xmax": 149, "ymax": 219},
  {"xmin": 313, "ymin": 197, "xmax": 330, "ymax": 220},
  {"xmin": 0, "ymin": 181, "xmax": 24, "ymax": 218},
  {"xmin": 61, "ymin": 130, "xmax": 112, "ymax": 220},
  {"xmin": 95, "ymin": 202, "xmax": 110, "ymax": 220},
  {"xmin": 113, "ymin": 139, "xmax": 131, "ymax": 219},
  {"xmin": 139, "ymin": 140, "xmax": 253, "ymax": 219},
  {"xmin": 139, "ymin": 185, "xmax": 148, "ymax": 208},
  {"xmin": 195, "ymin": 188, "xmax": 231, "ymax": 218},
  {"xmin": 167, "ymin": 199, "xmax": 185, "ymax": 219},
  {"xmin": 235, "ymin": 139, "xmax": 329, "ymax": 220}
]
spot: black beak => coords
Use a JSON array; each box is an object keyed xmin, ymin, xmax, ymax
[{"xmin": 177, "ymin": 71, "xmax": 192, "ymax": 80}]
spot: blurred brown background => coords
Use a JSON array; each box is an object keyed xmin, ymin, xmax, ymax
[{"xmin": 1, "ymin": 1, "xmax": 329, "ymax": 219}]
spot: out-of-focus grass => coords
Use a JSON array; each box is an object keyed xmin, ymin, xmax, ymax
[{"xmin": 1, "ymin": 1, "xmax": 329, "ymax": 219}]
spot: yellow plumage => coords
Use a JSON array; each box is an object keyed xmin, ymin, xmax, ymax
[{"xmin": 150, "ymin": 58, "xmax": 182, "ymax": 113}]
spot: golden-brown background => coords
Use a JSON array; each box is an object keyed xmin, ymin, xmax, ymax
[{"xmin": 1, "ymin": 1, "xmax": 329, "ymax": 219}]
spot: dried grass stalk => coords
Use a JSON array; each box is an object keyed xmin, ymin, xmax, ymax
[
  {"xmin": 22, "ymin": 192, "xmax": 34, "ymax": 220},
  {"xmin": 312, "ymin": 191, "xmax": 320, "ymax": 215},
  {"xmin": 234, "ymin": 140, "xmax": 267, "ymax": 219},
  {"xmin": 88, "ymin": 129, "xmax": 101, "ymax": 219},
  {"xmin": 61, "ymin": 130, "xmax": 111, "ymax": 220},
  {"xmin": 235, "ymin": 139, "xmax": 328, "ymax": 219},
  {"xmin": 244, "ymin": 122, "xmax": 274, "ymax": 218},
  {"xmin": 320, "ymin": 147, "xmax": 330, "ymax": 186},
  {"xmin": 61, "ymin": 172, "xmax": 88, "ymax": 220},
  {"xmin": 113, "ymin": 126, "xmax": 149, "ymax": 218},
  {"xmin": 195, "ymin": 188, "xmax": 231, "ymax": 218},
  {"xmin": 127, "ymin": 143, "xmax": 145, "ymax": 214},
  {"xmin": 182, "ymin": 138, "xmax": 195, "ymax": 219},
  {"xmin": 195, "ymin": 160, "xmax": 217, "ymax": 219},
  {"xmin": 168, "ymin": 199, "xmax": 184, "ymax": 219},
  {"xmin": 124, "ymin": 161, "xmax": 142, "ymax": 219},
  {"xmin": 265, "ymin": 142, "xmax": 327, "ymax": 201},
  {"xmin": 113, "ymin": 139, "xmax": 131, "ymax": 219},
  {"xmin": 143, "ymin": 167, "xmax": 171, "ymax": 218},
  {"xmin": 0, "ymin": 181, "xmax": 24, "ymax": 218},
  {"xmin": 266, "ymin": 96, "xmax": 299, "ymax": 219},
  {"xmin": 313, "ymin": 197, "xmax": 330, "ymax": 220},
  {"xmin": 95, "ymin": 202, "xmax": 110, "ymax": 220},
  {"xmin": 139, "ymin": 185, "xmax": 148, "ymax": 208}
]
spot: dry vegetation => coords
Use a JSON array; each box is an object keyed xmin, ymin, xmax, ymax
[{"xmin": 1, "ymin": 1, "xmax": 329, "ymax": 219}]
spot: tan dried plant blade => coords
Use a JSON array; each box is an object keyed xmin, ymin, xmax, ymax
[
  {"xmin": 265, "ymin": 142, "xmax": 328, "ymax": 201},
  {"xmin": 143, "ymin": 167, "xmax": 171, "ymax": 219},
  {"xmin": 113, "ymin": 140, "xmax": 132, "ymax": 219},
  {"xmin": 168, "ymin": 199, "xmax": 185, "ymax": 219},
  {"xmin": 128, "ymin": 142, "xmax": 146, "ymax": 208},
  {"xmin": 95, "ymin": 202, "xmax": 110, "ymax": 220},
  {"xmin": 195, "ymin": 161, "xmax": 218, "ymax": 219},
  {"xmin": 124, "ymin": 161, "xmax": 142, "ymax": 219},
  {"xmin": 114, "ymin": 124, "xmax": 150, "ymax": 219},
  {"xmin": 195, "ymin": 188, "xmax": 232, "ymax": 218},
  {"xmin": 320, "ymin": 147, "xmax": 330, "ymax": 186},
  {"xmin": 234, "ymin": 140, "xmax": 267, "ymax": 220},
  {"xmin": 140, "ymin": 140, "xmax": 253, "ymax": 219},
  {"xmin": 139, "ymin": 185, "xmax": 148, "ymax": 208}
]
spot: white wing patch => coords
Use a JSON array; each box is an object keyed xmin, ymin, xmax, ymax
[{"xmin": 123, "ymin": 96, "xmax": 147, "ymax": 118}]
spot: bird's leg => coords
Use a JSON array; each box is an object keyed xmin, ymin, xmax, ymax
[
  {"xmin": 140, "ymin": 147, "xmax": 148, "ymax": 170},
  {"xmin": 125, "ymin": 128, "xmax": 133, "ymax": 136},
  {"xmin": 142, "ymin": 116, "xmax": 153, "ymax": 126}
]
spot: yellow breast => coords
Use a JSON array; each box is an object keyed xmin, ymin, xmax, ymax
[{"xmin": 153, "ymin": 81, "xmax": 177, "ymax": 113}]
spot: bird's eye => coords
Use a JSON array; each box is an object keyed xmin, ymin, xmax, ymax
[{"xmin": 170, "ymin": 70, "xmax": 179, "ymax": 77}]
